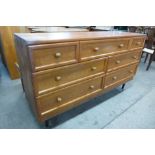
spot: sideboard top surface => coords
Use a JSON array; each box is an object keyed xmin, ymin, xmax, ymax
[{"xmin": 14, "ymin": 31, "xmax": 146, "ymax": 45}]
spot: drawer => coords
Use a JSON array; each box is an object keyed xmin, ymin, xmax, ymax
[
  {"xmin": 28, "ymin": 42, "xmax": 79, "ymax": 72},
  {"xmin": 37, "ymin": 76, "xmax": 103, "ymax": 116},
  {"xmin": 130, "ymin": 37, "xmax": 145, "ymax": 49},
  {"xmin": 33, "ymin": 57, "xmax": 107, "ymax": 96},
  {"xmin": 80, "ymin": 38, "xmax": 130, "ymax": 61},
  {"xmin": 107, "ymin": 50, "xmax": 141, "ymax": 72},
  {"xmin": 105, "ymin": 64, "xmax": 138, "ymax": 88}
]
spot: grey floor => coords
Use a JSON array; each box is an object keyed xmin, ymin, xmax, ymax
[{"xmin": 0, "ymin": 56, "xmax": 155, "ymax": 129}]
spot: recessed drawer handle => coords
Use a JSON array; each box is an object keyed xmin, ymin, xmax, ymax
[
  {"xmin": 132, "ymin": 56, "xmax": 137, "ymax": 59},
  {"xmin": 94, "ymin": 47, "xmax": 99, "ymax": 51},
  {"xmin": 119, "ymin": 44, "xmax": 124, "ymax": 48},
  {"xmin": 57, "ymin": 97, "xmax": 62, "ymax": 102},
  {"xmin": 116, "ymin": 60, "xmax": 121, "ymax": 64},
  {"xmin": 55, "ymin": 52, "xmax": 61, "ymax": 58},
  {"xmin": 55, "ymin": 76, "xmax": 62, "ymax": 81},
  {"xmin": 112, "ymin": 76, "xmax": 117, "ymax": 80},
  {"xmin": 136, "ymin": 42, "xmax": 141, "ymax": 45},
  {"xmin": 91, "ymin": 66, "xmax": 97, "ymax": 71},
  {"xmin": 89, "ymin": 85, "xmax": 95, "ymax": 89}
]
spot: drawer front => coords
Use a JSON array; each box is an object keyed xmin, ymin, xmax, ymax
[
  {"xmin": 80, "ymin": 38, "xmax": 130, "ymax": 61},
  {"xmin": 28, "ymin": 42, "xmax": 79, "ymax": 72},
  {"xmin": 130, "ymin": 37, "xmax": 145, "ymax": 49},
  {"xmin": 105, "ymin": 64, "xmax": 138, "ymax": 88},
  {"xmin": 107, "ymin": 50, "xmax": 141, "ymax": 72},
  {"xmin": 37, "ymin": 76, "xmax": 103, "ymax": 116},
  {"xmin": 33, "ymin": 57, "xmax": 107, "ymax": 96}
]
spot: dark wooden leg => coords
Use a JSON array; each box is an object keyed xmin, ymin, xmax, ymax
[
  {"xmin": 144, "ymin": 53, "xmax": 149, "ymax": 63},
  {"xmin": 146, "ymin": 54, "xmax": 153, "ymax": 71},
  {"xmin": 122, "ymin": 83, "xmax": 126, "ymax": 90}
]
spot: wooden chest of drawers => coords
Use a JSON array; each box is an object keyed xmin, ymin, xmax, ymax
[{"xmin": 14, "ymin": 31, "xmax": 146, "ymax": 124}]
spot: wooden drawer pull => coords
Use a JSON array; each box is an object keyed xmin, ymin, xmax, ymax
[
  {"xmin": 91, "ymin": 66, "xmax": 97, "ymax": 71},
  {"xmin": 132, "ymin": 56, "xmax": 137, "ymax": 59},
  {"xmin": 119, "ymin": 44, "xmax": 124, "ymax": 48},
  {"xmin": 89, "ymin": 85, "xmax": 95, "ymax": 89},
  {"xmin": 55, "ymin": 76, "xmax": 62, "ymax": 81},
  {"xmin": 112, "ymin": 76, "xmax": 117, "ymax": 80},
  {"xmin": 136, "ymin": 42, "xmax": 141, "ymax": 45},
  {"xmin": 57, "ymin": 97, "xmax": 62, "ymax": 102},
  {"xmin": 116, "ymin": 60, "xmax": 121, "ymax": 64},
  {"xmin": 55, "ymin": 52, "xmax": 61, "ymax": 58},
  {"xmin": 94, "ymin": 47, "xmax": 99, "ymax": 52}
]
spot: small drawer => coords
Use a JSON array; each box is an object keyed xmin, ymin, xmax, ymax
[
  {"xmin": 130, "ymin": 37, "xmax": 145, "ymax": 49},
  {"xmin": 107, "ymin": 50, "xmax": 141, "ymax": 72},
  {"xmin": 80, "ymin": 38, "xmax": 130, "ymax": 61},
  {"xmin": 33, "ymin": 57, "xmax": 107, "ymax": 96},
  {"xmin": 105, "ymin": 64, "xmax": 138, "ymax": 88},
  {"xmin": 37, "ymin": 76, "xmax": 103, "ymax": 116},
  {"xmin": 28, "ymin": 42, "xmax": 79, "ymax": 72}
]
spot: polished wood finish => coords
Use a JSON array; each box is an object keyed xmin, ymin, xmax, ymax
[
  {"xmin": 15, "ymin": 36, "xmax": 39, "ymax": 119},
  {"xmin": 105, "ymin": 63, "xmax": 138, "ymax": 89},
  {"xmin": 80, "ymin": 38, "xmax": 130, "ymax": 61},
  {"xmin": 37, "ymin": 76, "xmax": 103, "ymax": 120},
  {"xmin": 15, "ymin": 31, "xmax": 145, "ymax": 45},
  {"xmin": 33, "ymin": 57, "xmax": 107, "ymax": 96},
  {"xmin": 29, "ymin": 42, "xmax": 79, "ymax": 71},
  {"xmin": 14, "ymin": 31, "xmax": 146, "ymax": 123},
  {"xmin": 107, "ymin": 50, "xmax": 141, "ymax": 72}
]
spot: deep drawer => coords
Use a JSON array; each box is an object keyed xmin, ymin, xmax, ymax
[
  {"xmin": 37, "ymin": 76, "xmax": 104, "ymax": 117},
  {"xmin": 33, "ymin": 57, "xmax": 107, "ymax": 96}
]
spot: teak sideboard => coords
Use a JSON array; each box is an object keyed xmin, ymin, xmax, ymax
[{"xmin": 14, "ymin": 31, "xmax": 146, "ymax": 126}]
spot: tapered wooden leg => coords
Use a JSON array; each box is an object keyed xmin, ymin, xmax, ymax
[
  {"xmin": 144, "ymin": 53, "xmax": 149, "ymax": 63},
  {"xmin": 122, "ymin": 83, "xmax": 126, "ymax": 90}
]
